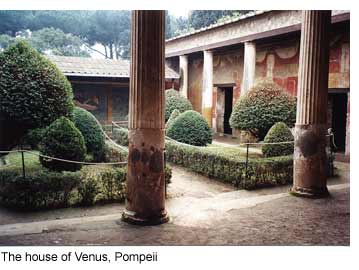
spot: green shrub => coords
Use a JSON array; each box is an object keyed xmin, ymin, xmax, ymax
[
  {"xmin": 167, "ymin": 110, "xmax": 212, "ymax": 146},
  {"xmin": 77, "ymin": 170, "xmax": 100, "ymax": 206},
  {"xmin": 165, "ymin": 89, "xmax": 193, "ymax": 121},
  {"xmin": 165, "ymin": 109, "xmax": 181, "ymax": 129},
  {"xmin": 113, "ymin": 127, "xmax": 129, "ymax": 146},
  {"xmin": 165, "ymin": 140, "xmax": 293, "ymax": 189},
  {"xmin": 96, "ymin": 168, "xmax": 127, "ymax": 203},
  {"xmin": 262, "ymin": 122, "xmax": 294, "ymax": 157},
  {"xmin": 0, "ymin": 169, "xmax": 81, "ymax": 210},
  {"xmin": 22, "ymin": 127, "xmax": 47, "ymax": 149},
  {"xmin": 230, "ymin": 80, "xmax": 296, "ymax": 139},
  {"xmin": 72, "ymin": 107, "xmax": 105, "ymax": 161},
  {"xmin": 0, "ymin": 41, "xmax": 74, "ymax": 150},
  {"xmin": 40, "ymin": 117, "xmax": 87, "ymax": 172}
]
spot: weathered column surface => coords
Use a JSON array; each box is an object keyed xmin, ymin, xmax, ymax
[
  {"xmin": 241, "ymin": 41, "xmax": 256, "ymax": 95},
  {"xmin": 179, "ymin": 55, "xmax": 188, "ymax": 98},
  {"xmin": 291, "ymin": 10, "xmax": 331, "ymax": 198},
  {"xmin": 202, "ymin": 50, "xmax": 213, "ymax": 127},
  {"xmin": 345, "ymin": 93, "xmax": 350, "ymax": 156},
  {"xmin": 122, "ymin": 10, "xmax": 169, "ymax": 225}
]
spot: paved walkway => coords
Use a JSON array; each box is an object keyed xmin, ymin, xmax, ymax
[{"xmin": 0, "ymin": 163, "xmax": 350, "ymax": 245}]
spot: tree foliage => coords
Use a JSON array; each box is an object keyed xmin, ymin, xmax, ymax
[
  {"xmin": 165, "ymin": 89, "xmax": 193, "ymax": 122},
  {"xmin": 229, "ymin": 80, "xmax": 296, "ymax": 140},
  {"xmin": 262, "ymin": 122, "xmax": 294, "ymax": 157},
  {"xmin": 166, "ymin": 110, "xmax": 212, "ymax": 146},
  {"xmin": 72, "ymin": 107, "xmax": 106, "ymax": 161},
  {"xmin": 0, "ymin": 41, "xmax": 74, "ymax": 150},
  {"xmin": 40, "ymin": 117, "xmax": 87, "ymax": 172}
]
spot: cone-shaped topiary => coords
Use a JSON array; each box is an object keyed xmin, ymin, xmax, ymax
[
  {"xmin": 165, "ymin": 89, "xmax": 193, "ymax": 122},
  {"xmin": 166, "ymin": 110, "xmax": 212, "ymax": 146},
  {"xmin": 229, "ymin": 80, "xmax": 296, "ymax": 140},
  {"xmin": 262, "ymin": 122, "xmax": 294, "ymax": 157},
  {"xmin": 40, "ymin": 117, "xmax": 86, "ymax": 171},
  {"xmin": 165, "ymin": 109, "xmax": 181, "ymax": 129},
  {"xmin": 72, "ymin": 107, "xmax": 105, "ymax": 161},
  {"xmin": 0, "ymin": 41, "xmax": 74, "ymax": 151}
]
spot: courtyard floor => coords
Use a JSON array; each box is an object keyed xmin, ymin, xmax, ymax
[{"xmin": 0, "ymin": 162, "xmax": 350, "ymax": 246}]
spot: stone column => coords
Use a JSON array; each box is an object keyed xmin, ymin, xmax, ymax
[
  {"xmin": 122, "ymin": 10, "xmax": 169, "ymax": 225},
  {"xmin": 179, "ymin": 55, "xmax": 188, "ymax": 98},
  {"xmin": 291, "ymin": 10, "xmax": 331, "ymax": 198},
  {"xmin": 241, "ymin": 41, "xmax": 256, "ymax": 95},
  {"xmin": 202, "ymin": 50, "xmax": 213, "ymax": 127}
]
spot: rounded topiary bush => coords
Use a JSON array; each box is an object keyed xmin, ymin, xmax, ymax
[
  {"xmin": 262, "ymin": 122, "xmax": 294, "ymax": 157},
  {"xmin": 166, "ymin": 110, "xmax": 212, "ymax": 146},
  {"xmin": 165, "ymin": 89, "xmax": 193, "ymax": 122},
  {"xmin": 72, "ymin": 107, "xmax": 105, "ymax": 161},
  {"xmin": 165, "ymin": 109, "xmax": 181, "ymax": 129},
  {"xmin": 0, "ymin": 41, "xmax": 74, "ymax": 128},
  {"xmin": 0, "ymin": 41, "xmax": 74, "ymax": 150},
  {"xmin": 40, "ymin": 117, "xmax": 86, "ymax": 172},
  {"xmin": 229, "ymin": 80, "xmax": 296, "ymax": 140}
]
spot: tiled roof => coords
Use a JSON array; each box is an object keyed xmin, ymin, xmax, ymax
[
  {"xmin": 166, "ymin": 10, "xmax": 268, "ymax": 42},
  {"xmin": 48, "ymin": 55, "xmax": 179, "ymax": 79}
]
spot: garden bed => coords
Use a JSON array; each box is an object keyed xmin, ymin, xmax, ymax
[{"xmin": 0, "ymin": 143, "xmax": 172, "ymax": 211}]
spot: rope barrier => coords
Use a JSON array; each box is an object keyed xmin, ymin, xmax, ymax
[{"xmin": 0, "ymin": 149, "xmax": 127, "ymax": 165}]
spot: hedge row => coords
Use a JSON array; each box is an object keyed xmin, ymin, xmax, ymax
[
  {"xmin": 0, "ymin": 144, "xmax": 172, "ymax": 210},
  {"xmin": 165, "ymin": 140, "xmax": 293, "ymax": 189}
]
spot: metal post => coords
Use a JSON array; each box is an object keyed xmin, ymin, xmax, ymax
[
  {"xmin": 20, "ymin": 145, "xmax": 25, "ymax": 179},
  {"xmin": 244, "ymin": 144, "xmax": 249, "ymax": 186}
]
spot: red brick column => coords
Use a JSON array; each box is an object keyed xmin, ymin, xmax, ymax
[
  {"xmin": 291, "ymin": 10, "xmax": 331, "ymax": 198},
  {"xmin": 122, "ymin": 10, "xmax": 169, "ymax": 225}
]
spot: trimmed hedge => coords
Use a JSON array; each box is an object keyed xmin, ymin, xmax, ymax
[
  {"xmin": 262, "ymin": 122, "xmax": 294, "ymax": 157},
  {"xmin": 165, "ymin": 89, "xmax": 193, "ymax": 121},
  {"xmin": 40, "ymin": 117, "xmax": 87, "ymax": 172},
  {"xmin": 0, "ymin": 41, "xmax": 74, "ymax": 129},
  {"xmin": 167, "ymin": 110, "xmax": 212, "ymax": 146},
  {"xmin": 230, "ymin": 80, "xmax": 296, "ymax": 139},
  {"xmin": 72, "ymin": 107, "xmax": 106, "ymax": 161},
  {"xmin": 165, "ymin": 140, "xmax": 293, "ymax": 189},
  {"xmin": 0, "ymin": 169, "xmax": 81, "ymax": 210}
]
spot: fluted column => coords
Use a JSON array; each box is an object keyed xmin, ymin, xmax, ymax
[
  {"xmin": 202, "ymin": 50, "xmax": 213, "ymax": 127},
  {"xmin": 291, "ymin": 10, "xmax": 331, "ymax": 198},
  {"xmin": 241, "ymin": 41, "xmax": 256, "ymax": 95},
  {"xmin": 179, "ymin": 55, "xmax": 188, "ymax": 98},
  {"xmin": 122, "ymin": 10, "xmax": 169, "ymax": 225}
]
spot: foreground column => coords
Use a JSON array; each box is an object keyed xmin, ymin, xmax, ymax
[
  {"xmin": 291, "ymin": 10, "xmax": 331, "ymax": 198},
  {"xmin": 241, "ymin": 41, "xmax": 256, "ymax": 95},
  {"xmin": 179, "ymin": 55, "xmax": 188, "ymax": 98},
  {"xmin": 122, "ymin": 10, "xmax": 169, "ymax": 225},
  {"xmin": 202, "ymin": 50, "xmax": 213, "ymax": 127}
]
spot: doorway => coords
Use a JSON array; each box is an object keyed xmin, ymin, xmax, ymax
[
  {"xmin": 329, "ymin": 92, "xmax": 348, "ymax": 152},
  {"xmin": 216, "ymin": 86, "xmax": 233, "ymax": 135}
]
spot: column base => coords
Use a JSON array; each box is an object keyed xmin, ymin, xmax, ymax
[
  {"xmin": 121, "ymin": 209, "xmax": 169, "ymax": 226},
  {"xmin": 290, "ymin": 186, "xmax": 329, "ymax": 199}
]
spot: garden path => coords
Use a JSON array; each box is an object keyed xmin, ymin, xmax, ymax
[{"xmin": 0, "ymin": 162, "xmax": 350, "ymax": 245}]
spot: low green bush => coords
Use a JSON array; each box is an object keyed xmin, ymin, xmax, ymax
[
  {"xmin": 78, "ymin": 167, "xmax": 126, "ymax": 205},
  {"xmin": 113, "ymin": 127, "xmax": 129, "ymax": 146},
  {"xmin": 40, "ymin": 117, "xmax": 87, "ymax": 172},
  {"xmin": 262, "ymin": 122, "xmax": 294, "ymax": 157},
  {"xmin": 165, "ymin": 140, "xmax": 293, "ymax": 189},
  {"xmin": 165, "ymin": 89, "xmax": 193, "ymax": 122},
  {"xmin": 72, "ymin": 107, "xmax": 106, "ymax": 161},
  {"xmin": 166, "ymin": 110, "xmax": 212, "ymax": 146},
  {"xmin": 0, "ymin": 169, "xmax": 81, "ymax": 210}
]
